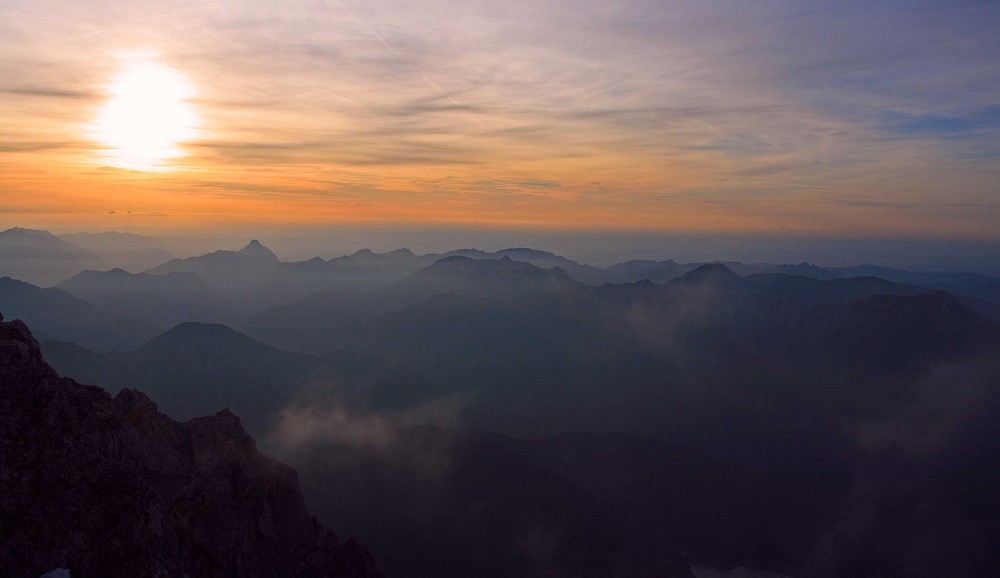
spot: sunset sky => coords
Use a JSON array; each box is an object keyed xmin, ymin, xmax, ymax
[{"xmin": 2, "ymin": 0, "xmax": 999, "ymax": 242}]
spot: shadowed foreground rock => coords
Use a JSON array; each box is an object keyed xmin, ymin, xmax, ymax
[{"xmin": 0, "ymin": 312, "xmax": 381, "ymax": 578}]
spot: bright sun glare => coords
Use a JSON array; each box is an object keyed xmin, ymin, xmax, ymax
[{"xmin": 92, "ymin": 53, "xmax": 199, "ymax": 171}]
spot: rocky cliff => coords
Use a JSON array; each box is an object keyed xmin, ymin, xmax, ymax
[{"xmin": 0, "ymin": 312, "xmax": 381, "ymax": 578}]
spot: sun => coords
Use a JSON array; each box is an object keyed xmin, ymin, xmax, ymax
[{"xmin": 91, "ymin": 53, "xmax": 200, "ymax": 171}]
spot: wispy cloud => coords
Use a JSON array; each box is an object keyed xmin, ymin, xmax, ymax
[
  {"xmin": 1, "ymin": 86, "xmax": 96, "ymax": 99},
  {"xmin": 1, "ymin": 0, "xmax": 998, "ymax": 236}
]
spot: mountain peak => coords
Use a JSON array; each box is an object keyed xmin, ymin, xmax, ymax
[
  {"xmin": 1, "ymin": 226, "xmax": 56, "ymax": 238},
  {"xmin": 240, "ymin": 239, "xmax": 270, "ymax": 252},
  {"xmin": 238, "ymin": 239, "xmax": 278, "ymax": 260},
  {"xmin": 495, "ymin": 247, "xmax": 558, "ymax": 259},
  {"xmin": 675, "ymin": 263, "xmax": 742, "ymax": 286},
  {"xmin": 151, "ymin": 321, "xmax": 242, "ymax": 342},
  {"xmin": 347, "ymin": 247, "xmax": 419, "ymax": 262},
  {"xmin": 385, "ymin": 248, "xmax": 416, "ymax": 258}
]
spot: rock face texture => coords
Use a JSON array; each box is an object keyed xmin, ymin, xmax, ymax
[{"xmin": 0, "ymin": 312, "xmax": 381, "ymax": 578}]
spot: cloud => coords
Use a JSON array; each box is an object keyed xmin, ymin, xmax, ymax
[
  {"xmin": 1, "ymin": 86, "xmax": 95, "ymax": 99},
  {"xmin": 853, "ymin": 357, "xmax": 998, "ymax": 458},
  {"xmin": 96, "ymin": 210, "xmax": 168, "ymax": 216},
  {"xmin": 268, "ymin": 404, "xmax": 395, "ymax": 450},
  {"xmin": 802, "ymin": 354, "xmax": 1000, "ymax": 575},
  {"xmin": 0, "ymin": 142, "xmax": 68, "ymax": 153},
  {"xmin": 266, "ymin": 393, "xmax": 468, "ymax": 453},
  {"xmin": 3, "ymin": 0, "xmax": 1000, "ymax": 235}
]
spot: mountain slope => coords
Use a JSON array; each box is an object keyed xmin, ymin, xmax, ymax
[
  {"xmin": 0, "ymin": 313, "xmax": 381, "ymax": 578},
  {"xmin": 43, "ymin": 322, "xmax": 319, "ymax": 435},
  {"xmin": 148, "ymin": 240, "xmax": 280, "ymax": 291},
  {"xmin": 244, "ymin": 256, "xmax": 583, "ymax": 354},
  {"xmin": 59, "ymin": 231, "xmax": 175, "ymax": 272},
  {"xmin": 0, "ymin": 227, "xmax": 105, "ymax": 286},
  {"xmin": 56, "ymin": 268, "xmax": 218, "ymax": 329},
  {"xmin": 392, "ymin": 255, "xmax": 580, "ymax": 303},
  {"xmin": 0, "ymin": 276, "xmax": 157, "ymax": 351}
]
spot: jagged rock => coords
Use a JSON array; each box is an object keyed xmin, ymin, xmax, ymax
[{"xmin": 0, "ymin": 313, "xmax": 381, "ymax": 578}]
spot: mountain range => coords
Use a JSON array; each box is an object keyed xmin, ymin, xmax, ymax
[
  {"xmin": 5, "ymin": 228, "xmax": 1000, "ymax": 576},
  {"xmin": 4, "ymin": 227, "xmax": 1000, "ymax": 340},
  {"xmin": 34, "ymin": 258, "xmax": 1000, "ymax": 576}
]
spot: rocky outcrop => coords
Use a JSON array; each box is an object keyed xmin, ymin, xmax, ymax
[{"xmin": 0, "ymin": 312, "xmax": 381, "ymax": 578}]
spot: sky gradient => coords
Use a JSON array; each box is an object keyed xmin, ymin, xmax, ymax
[{"xmin": 2, "ymin": 0, "xmax": 999, "ymax": 241}]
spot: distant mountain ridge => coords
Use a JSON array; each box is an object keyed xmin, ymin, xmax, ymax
[
  {"xmin": 7, "ymin": 226, "xmax": 999, "ymax": 299},
  {"xmin": 7, "ymin": 228, "xmax": 1000, "ymax": 353},
  {"xmin": 0, "ymin": 228, "xmax": 105, "ymax": 286},
  {"xmin": 59, "ymin": 231, "xmax": 175, "ymax": 272},
  {"xmin": 395, "ymin": 255, "xmax": 580, "ymax": 302},
  {"xmin": 0, "ymin": 227, "xmax": 97, "ymax": 260},
  {"xmin": 0, "ymin": 276, "xmax": 156, "ymax": 351},
  {"xmin": 56, "ymin": 268, "xmax": 219, "ymax": 330}
]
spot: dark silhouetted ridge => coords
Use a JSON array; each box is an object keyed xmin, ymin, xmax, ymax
[{"xmin": 0, "ymin": 312, "xmax": 381, "ymax": 578}]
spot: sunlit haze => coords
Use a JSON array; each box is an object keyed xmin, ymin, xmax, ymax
[{"xmin": 90, "ymin": 53, "xmax": 199, "ymax": 170}]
